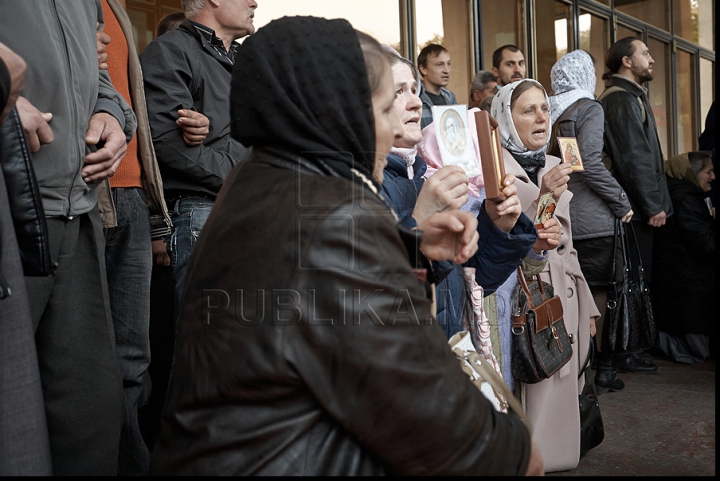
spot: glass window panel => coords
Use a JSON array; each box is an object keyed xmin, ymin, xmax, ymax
[
  {"xmin": 673, "ymin": 0, "xmax": 714, "ymax": 50},
  {"xmin": 578, "ymin": 11, "xmax": 610, "ymax": 97},
  {"xmin": 615, "ymin": 0, "xmax": 669, "ymax": 31},
  {"xmin": 127, "ymin": 8, "xmax": 157, "ymax": 54},
  {"xmin": 616, "ymin": 23, "xmax": 642, "ymax": 42},
  {"xmin": 675, "ymin": 50, "xmax": 696, "ymax": 153},
  {"xmin": 252, "ymin": 1, "xmax": 401, "ymax": 52},
  {"xmin": 415, "ymin": 0, "xmax": 473, "ymax": 105},
  {"xmin": 646, "ymin": 37, "xmax": 671, "ymax": 157},
  {"xmin": 535, "ymin": 0, "xmax": 573, "ymax": 92},
  {"xmin": 699, "ymin": 58, "xmax": 714, "ymax": 133},
  {"xmin": 480, "ymin": 0, "xmax": 521, "ymax": 72}
]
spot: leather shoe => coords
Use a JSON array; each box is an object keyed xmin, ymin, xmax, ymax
[
  {"xmin": 594, "ymin": 369, "xmax": 625, "ymax": 392},
  {"xmin": 616, "ymin": 356, "xmax": 659, "ymax": 373}
]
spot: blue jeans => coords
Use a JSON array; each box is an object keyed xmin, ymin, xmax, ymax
[
  {"xmin": 168, "ymin": 197, "xmax": 213, "ymax": 321},
  {"xmin": 104, "ymin": 188, "xmax": 152, "ymax": 475}
]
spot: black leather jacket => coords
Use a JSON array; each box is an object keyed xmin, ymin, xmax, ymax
[
  {"xmin": 0, "ymin": 108, "xmax": 51, "ymax": 284},
  {"xmin": 150, "ymin": 149, "xmax": 532, "ymax": 475},
  {"xmin": 600, "ymin": 75, "xmax": 672, "ymax": 222}
]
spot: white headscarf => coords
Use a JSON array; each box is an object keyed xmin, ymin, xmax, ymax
[
  {"xmin": 548, "ymin": 49, "xmax": 596, "ymax": 123},
  {"xmin": 490, "ymin": 78, "xmax": 552, "ymax": 159}
]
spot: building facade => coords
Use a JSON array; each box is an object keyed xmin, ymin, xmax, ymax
[{"xmin": 124, "ymin": 0, "xmax": 714, "ymax": 159}]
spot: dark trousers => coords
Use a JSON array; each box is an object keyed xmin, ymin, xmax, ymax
[
  {"xmin": 0, "ymin": 168, "xmax": 52, "ymax": 475},
  {"xmin": 104, "ymin": 188, "xmax": 152, "ymax": 475},
  {"xmin": 25, "ymin": 208, "xmax": 124, "ymax": 476}
]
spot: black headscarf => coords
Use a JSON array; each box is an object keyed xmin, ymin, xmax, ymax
[{"xmin": 230, "ymin": 16, "xmax": 377, "ymax": 184}]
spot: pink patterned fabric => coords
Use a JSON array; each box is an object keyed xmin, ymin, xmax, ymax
[{"xmin": 461, "ymin": 267, "xmax": 502, "ymax": 378}]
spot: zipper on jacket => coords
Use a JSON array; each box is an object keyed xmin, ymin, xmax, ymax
[{"xmin": 52, "ymin": 1, "xmax": 84, "ymax": 217}]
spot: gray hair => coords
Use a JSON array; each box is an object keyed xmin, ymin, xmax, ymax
[
  {"xmin": 181, "ymin": 0, "xmax": 205, "ymax": 17},
  {"xmin": 688, "ymin": 151, "xmax": 713, "ymax": 177},
  {"xmin": 470, "ymin": 70, "xmax": 497, "ymax": 95}
]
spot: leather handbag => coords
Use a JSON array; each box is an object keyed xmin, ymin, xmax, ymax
[
  {"xmin": 578, "ymin": 339, "xmax": 604, "ymax": 456},
  {"xmin": 511, "ymin": 266, "xmax": 573, "ymax": 384},
  {"xmin": 449, "ymin": 331, "xmax": 532, "ymax": 434},
  {"xmin": 602, "ymin": 220, "xmax": 658, "ymax": 353}
]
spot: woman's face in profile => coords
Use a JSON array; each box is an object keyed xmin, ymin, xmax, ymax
[
  {"xmin": 697, "ymin": 160, "xmax": 715, "ymax": 192},
  {"xmin": 511, "ymin": 86, "xmax": 550, "ymax": 151},
  {"xmin": 372, "ymin": 62, "xmax": 403, "ymax": 184},
  {"xmin": 391, "ymin": 62, "xmax": 423, "ymax": 149}
]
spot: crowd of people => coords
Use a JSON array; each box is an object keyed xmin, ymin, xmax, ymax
[{"xmin": 0, "ymin": 0, "xmax": 714, "ymax": 476}]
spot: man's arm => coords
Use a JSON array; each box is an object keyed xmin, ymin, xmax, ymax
[
  {"xmin": 140, "ymin": 37, "xmax": 243, "ymax": 192},
  {"xmin": 0, "ymin": 41, "xmax": 26, "ymax": 124}
]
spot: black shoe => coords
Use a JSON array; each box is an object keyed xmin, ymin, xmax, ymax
[
  {"xmin": 616, "ymin": 356, "xmax": 659, "ymax": 373},
  {"xmin": 594, "ymin": 369, "xmax": 625, "ymax": 391},
  {"xmin": 633, "ymin": 351, "xmax": 655, "ymax": 365}
]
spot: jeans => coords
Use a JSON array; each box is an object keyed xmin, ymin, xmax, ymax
[
  {"xmin": 104, "ymin": 188, "xmax": 152, "ymax": 476},
  {"xmin": 168, "ymin": 197, "xmax": 214, "ymax": 321}
]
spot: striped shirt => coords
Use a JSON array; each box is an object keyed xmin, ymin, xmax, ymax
[{"xmin": 187, "ymin": 20, "xmax": 238, "ymax": 65}]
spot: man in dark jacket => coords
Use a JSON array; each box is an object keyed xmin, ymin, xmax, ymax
[
  {"xmin": 140, "ymin": 0, "xmax": 254, "ymax": 313},
  {"xmin": 599, "ymin": 37, "xmax": 673, "ymax": 374}
]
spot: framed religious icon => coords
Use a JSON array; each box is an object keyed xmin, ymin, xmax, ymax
[
  {"xmin": 534, "ymin": 192, "xmax": 557, "ymax": 229},
  {"xmin": 432, "ymin": 105, "xmax": 482, "ymax": 177},
  {"xmin": 474, "ymin": 110, "xmax": 506, "ymax": 198},
  {"xmin": 557, "ymin": 137, "xmax": 584, "ymax": 172}
]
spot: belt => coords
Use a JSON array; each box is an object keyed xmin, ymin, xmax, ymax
[{"xmin": 165, "ymin": 191, "xmax": 216, "ymax": 206}]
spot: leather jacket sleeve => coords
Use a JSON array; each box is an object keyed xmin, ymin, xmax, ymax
[
  {"xmin": 603, "ymin": 91, "xmax": 665, "ymax": 219},
  {"xmin": 464, "ymin": 205, "xmax": 538, "ymax": 294},
  {"xmin": 284, "ymin": 203, "xmax": 532, "ymax": 475}
]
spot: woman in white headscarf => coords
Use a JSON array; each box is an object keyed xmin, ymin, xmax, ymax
[
  {"xmin": 548, "ymin": 50, "xmax": 634, "ymax": 393},
  {"xmin": 491, "ymin": 79, "xmax": 600, "ymax": 473}
]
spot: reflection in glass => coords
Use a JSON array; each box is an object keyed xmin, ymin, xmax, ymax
[
  {"xmin": 699, "ymin": 58, "xmax": 714, "ymax": 129},
  {"xmin": 676, "ymin": 50, "xmax": 696, "ymax": 153},
  {"xmin": 578, "ymin": 12, "xmax": 609, "ymax": 97},
  {"xmin": 535, "ymin": 0, "xmax": 572, "ymax": 90},
  {"xmin": 480, "ymin": 0, "xmax": 521, "ymax": 72},
  {"xmin": 673, "ymin": 0, "xmax": 715, "ymax": 50},
  {"xmin": 647, "ymin": 37, "xmax": 670, "ymax": 157},
  {"xmin": 615, "ymin": 0, "xmax": 669, "ymax": 31},
  {"xmin": 252, "ymin": 0, "xmax": 402, "ymax": 52}
]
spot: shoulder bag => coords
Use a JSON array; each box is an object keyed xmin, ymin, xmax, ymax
[
  {"xmin": 511, "ymin": 266, "xmax": 573, "ymax": 384},
  {"xmin": 602, "ymin": 219, "xmax": 658, "ymax": 353}
]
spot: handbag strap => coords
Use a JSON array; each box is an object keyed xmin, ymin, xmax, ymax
[
  {"xmin": 456, "ymin": 347, "xmax": 533, "ymax": 436},
  {"xmin": 515, "ymin": 266, "xmax": 548, "ymax": 308},
  {"xmin": 578, "ymin": 338, "xmax": 595, "ymax": 380}
]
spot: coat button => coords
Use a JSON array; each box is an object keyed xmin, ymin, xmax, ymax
[{"xmin": 566, "ymin": 287, "xmax": 574, "ymax": 298}]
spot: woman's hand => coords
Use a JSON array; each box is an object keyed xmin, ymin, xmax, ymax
[
  {"xmin": 412, "ymin": 165, "xmax": 469, "ymax": 226},
  {"xmin": 539, "ymin": 162, "xmax": 572, "ymax": 202},
  {"xmin": 484, "ymin": 173, "xmax": 522, "ymax": 233},
  {"xmin": 533, "ymin": 216, "xmax": 561, "ymax": 253},
  {"xmin": 590, "ymin": 317, "xmax": 597, "ymax": 337},
  {"xmin": 621, "ymin": 209, "xmax": 633, "ymax": 223},
  {"xmin": 418, "ymin": 210, "xmax": 479, "ymax": 264}
]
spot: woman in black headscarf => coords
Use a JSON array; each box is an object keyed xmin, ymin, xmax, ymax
[{"xmin": 150, "ymin": 16, "xmax": 541, "ymax": 476}]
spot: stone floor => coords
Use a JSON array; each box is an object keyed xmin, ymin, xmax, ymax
[{"xmin": 548, "ymin": 355, "xmax": 715, "ymax": 476}]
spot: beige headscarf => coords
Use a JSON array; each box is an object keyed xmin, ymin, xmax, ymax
[{"xmin": 665, "ymin": 153, "xmax": 700, "ymax": 187}]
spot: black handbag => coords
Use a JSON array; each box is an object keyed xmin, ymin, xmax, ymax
[
  {"xmin": 579, "ymin": 339, "xmax": 604, "ymax": 456},
  {"xmin": 511, "ymin": 266, "xmax": 573, "ymax": 384},
  {"xmin": 602, "ymin": 220, "xmax": 658, "ymax": 353}
]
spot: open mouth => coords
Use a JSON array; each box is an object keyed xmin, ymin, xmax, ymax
[{"xmin": 405, "ymin": 116, "xmax": 420, "ymax": 125}]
